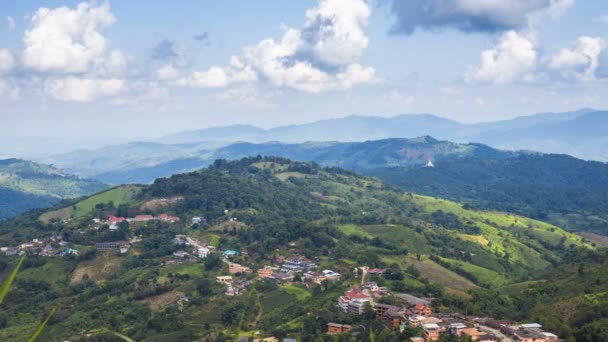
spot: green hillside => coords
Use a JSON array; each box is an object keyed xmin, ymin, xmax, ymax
[
  {"xmin": 0, "ymin": 157, "xmax": 604, "ymax": 341},
  {"xmin": 0, "ymin": 159, "xmax": 108, "ymax": 219}
]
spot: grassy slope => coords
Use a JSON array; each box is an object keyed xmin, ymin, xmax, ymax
[{"xmin": 40, "ymin": 185, "xmax": 144, "ymax": 221}]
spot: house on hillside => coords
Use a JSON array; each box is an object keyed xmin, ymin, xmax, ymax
[
  {"xmin": 327, "ymin": 323, "xmax": 352, "ymax": 334},
  {"xmin": 159, "ymin": 214, "xmax": 180, "ymax": 222},
  {"xmin": 129, "ymin": 215, "xmax": 155, "ymax": 222},
  {"xmin": 223, "ymin": 250, "xmax": 239, "ymax": 258},
  {"xmin": 107, "ymin": 215, "xmax": 126, "ymax": 223},
  {"xmin": 229, "ymin": 263, "xmax": 252, "ymax": 274},
  {"xmin": 96, "ymin": 241, "xmax": 130, "ymax": 251}
]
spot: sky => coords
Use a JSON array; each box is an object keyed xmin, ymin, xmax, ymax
[{"xmin": 1, "ymin": 0, "xmax": 608, "ymax": 149}]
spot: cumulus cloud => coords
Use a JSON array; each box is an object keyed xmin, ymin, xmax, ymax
[
  {"xmin": 297, "ymin": 0, "xmax": 370, "ymax": 67},
  {"xmin": 6, "ymin": 16, "xmax": 15, "ymax": 31},
  {"xmin": 0, "ymin": 49, "xmax": 16, "ymax": 75},
  {"xmin": 45, "ymin": 77, "xmax": 125, "ymax": 102},
  {"xmin": 466, "ymin": 30, "xmax": 537, "ymax": 84},
  {"xmin": 388, "ymin": 0, "xmax": 574, "ymax": 35},
  {"xmin": 156, "ymin": 64, "xmax": 181, "ymax": 81},
  {"xmin": 175, "ymin": 0, "xmax": 375, "ymax": 93},
  {"xmin": 22, "ymin": 2, "xmax": 116, "ymax": 73},
  {"xmin": 0, "ymin": 80, "xmax": 20, "ymax": 101},
  {"xmin": 548, "ymin": 36, "xmax": 606, "ymax": 80}
]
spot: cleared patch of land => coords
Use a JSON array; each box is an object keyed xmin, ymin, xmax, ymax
[
  {"xmin": 70, "ymin": 253, "xmax": 123, "ymax": 285},
  {"xmin": 142, "ymin": 289, "xmax": 185, "ymax": 311},
  {"xmin": 404, "ymin": 255, "xmax": 476, "ymax": 290},
  {"xmin": 281, "ymin": 284, "xmax": 310, "ymax": 300},
  {"xmin": 576, "ymin": 232, "xmax": 608, "ymax": 247},
  {"xmin": 275, "ymin": 172, "xmax": 314, "ymax": 181}
]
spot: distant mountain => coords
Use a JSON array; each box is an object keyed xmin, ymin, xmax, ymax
[
  {"xmin": 0, "ymin": 159, "xmax": 108, "ymax": 219},
  {"xmin": 473, "ymin": 110, "xmax": 608, "ymax": 160},
  {"xmin": 151, "ymin": 109, "xmax": 607, "ymax": 161},
  {"xmin": 159, "ymin": 124, "xmax": 266, "ymax": 144}
]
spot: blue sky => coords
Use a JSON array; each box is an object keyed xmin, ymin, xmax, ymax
[{"xmin": 1, "ymin": 0, "xmax": 607, "ymax": 145}]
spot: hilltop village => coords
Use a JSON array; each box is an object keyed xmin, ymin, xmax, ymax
[
  {"xmin": 1, "ymin": 157, "xmax": 600, "ymax": 341},
  {"xmin": 1, "ymin": 206, "xmax": 562, "ymax": 341}
]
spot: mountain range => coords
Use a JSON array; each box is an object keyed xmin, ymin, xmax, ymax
[{"xmin": 154, "ymin": 108, "xmax": 607, "ymax": 160}]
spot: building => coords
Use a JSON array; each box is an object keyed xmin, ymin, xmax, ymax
[
  {"xmin": 284, "ymin": 256, "xmax": 316, "ymax": 268},
  {"xmin": 271, "ymin": 272, "xmax": 294, "ymax": 283},
  {"xmin": 423, "ymin": 323, "xmax": 442, "ymax": 341},
  {"xmin": 158, "ymin": 214, "xmax": 180, "ymax": 222},
  {"xmin": 223, "ymin": 250, "xmax": 239, "ymax": 258},
  {"xmin": 95, "ymin": 241, "xmax": 130, "ymax": 251},
  {"xmin": 374, "ymin": 303, "xmax": 405, "ymax": 330},
  {"xmin": 229, "ymin": 263, "xmax": 253, "ymax": 274},
  {"xmin": 192, "ymin": 217, "xmax": 203, "ymax": 225},
  {"xmin": 414, "ymin": 303, "xmax": 432, "ymax": 316},
  {"xmin": 130, "ymin": 214, "xmax": 155, "ymax": 222},
  {"xmin": 368, "ymin": 268, "xmax": 386, "ymax": 275},
  {"xmin": 258, "ymin": 266, "xmax": 274, "ymax": 278},
  {"xmin": 173, "ymin": 251, "xmax": 189, "ymax": 258},
  {"xmin": 339, "ymin": 287, "xmax": 371, "ymax": 314},
  {"xmin": 107, "ymin": 215, "xmax": 126, "ymax": 223},
  {"xmin": 327, "ymin": 323, "xmax": 352, "ymax": 334},
  {"xmin": 396, "ymin": 293, "xmax": 431, "ymax": 306},
  {"xmin": 322, "ymin": 269, "xmax": 341, "ymax": 279},
  {"xmin": 216, "ymin": 276, "xmax": 233, "ymax": 284},
  {"xmin": 196, "ymin": 247, "xmax": 210, "ymax": 258},
  {"xmin": 4, "ymin": 247, "xmax": 20, "ymax": 256}
]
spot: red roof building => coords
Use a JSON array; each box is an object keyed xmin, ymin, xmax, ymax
[
  {"xmin": 368, "ymin": 268, "xmax": 386, "ymax": 275},
  {"xmin": 108, "ymin": 215, "xmax": 126, "ymax": 223}
]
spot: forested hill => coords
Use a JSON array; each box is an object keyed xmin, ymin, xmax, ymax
[
  {"xmin": 84, "ymin": 137, "xmax": 608, "ymax": 234},
  {"xmin": 0, "ymin": 158, "xmax": 108, "ymax": 219},
  {"xmin": 0, "ymin": 157, "xmax": 606, "ymax": 340}
]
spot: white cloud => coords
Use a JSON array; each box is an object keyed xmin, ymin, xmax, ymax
[
  {"xmin": 156, "ymin": 64, "xmax": 181, "ymax": 81},
  {"xmin": 217, "ymin": 85, "xmax": 277, "ymax": 108},
  {"xmin": 45, "ymin": 77, "xmax": 125, "ymax": 102},
  {"xmin": 174, "ymin": 0, "xmax": 375, "ymax": 93},
  {"xmin": 0, "ymin": 49, "xmax": 16, "ymax": 75},
  {"xmin": 466, "ymin": 30, "xmax": 537, "ymax": 84},
  {"xmin": 548, "ymin": 36, "xmax": 606, "ymax": 80},
  {"xmin": 0, "ymin": 80, "xmax": 20, "ymax": 101},
  {"xmin": 546, "ymin": 0, "xmax": 575, "ymax": 18},
  {"xmin": 6, "ymin": 16, "xmax": 15, "ymax": 31},
  {"xmin": 100, "ymin": 50, "xmax": 128, "ymax": 76},
  {"xmin": 382, "ymin": 89, "xmax": 415, "ymax": 105},
  {"xmin": 22, "ymin": 2, "xmax": 116, "ymax": 73},
  {"xmin": 300, "ymin": 0, "xmax": 370, "ymax": 66}
]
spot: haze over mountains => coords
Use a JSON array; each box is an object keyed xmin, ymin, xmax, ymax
[
  {"xmin": 46, "ymin": 109, "xmax": 607, "ymax": 178},
  {"xmin": 154, "ymin": 108, "xmax": 607, "ymax": 160}
]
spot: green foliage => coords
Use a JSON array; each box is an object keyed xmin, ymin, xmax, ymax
[{"xmin": 0, "ymin": 255, "xmax": 25, "ymax": 304}]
